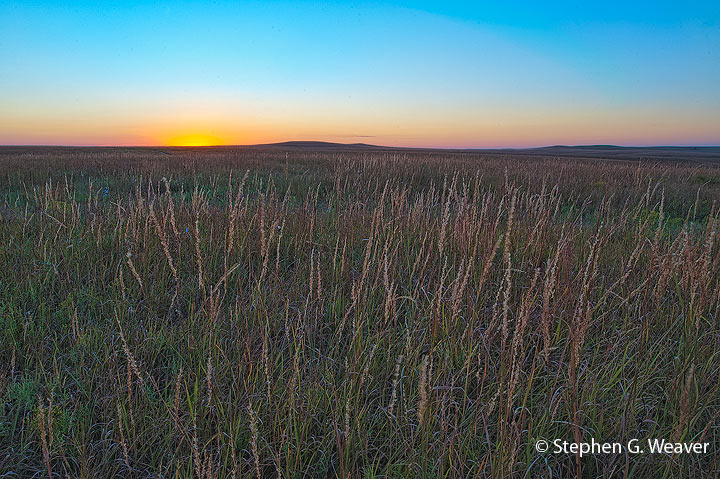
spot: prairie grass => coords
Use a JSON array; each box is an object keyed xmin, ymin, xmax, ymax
[{"xmin": 0, "ymin": 147, "xmax": 719, "ymax": 477}]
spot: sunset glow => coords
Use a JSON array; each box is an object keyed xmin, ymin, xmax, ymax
[
  {"xmin": 1, "ymin": 1, "xmax": 718, "ymax": 147},
  {"xmin": 167, "ymin": 134, "xmax": 226, "ymax": 147}
]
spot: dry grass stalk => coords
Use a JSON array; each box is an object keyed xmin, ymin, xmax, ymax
[
  {"xmin": 417, "ymin": 354, "xmax": 430, "ymax": 427},
  {"xmin": 116, "ymin": 402, "xmax": 131, "ymax": 470},
  {"xmin": 248, "ymin": 403, "xmax": 262, "ymax": 478},
  {"xmin": 37, "ymin": 398, "xmax": 53, "ymax": 479}
]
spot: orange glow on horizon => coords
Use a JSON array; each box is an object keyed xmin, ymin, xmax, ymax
[{"xmin": 167, "ymin": 134, "xmax": 225, "ymax": 147}]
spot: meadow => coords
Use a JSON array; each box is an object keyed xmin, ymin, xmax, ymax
[{"xmin": 1, "ymin": 146, "xmax": 719, "ymax": 477}]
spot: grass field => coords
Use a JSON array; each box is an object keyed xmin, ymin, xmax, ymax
[{"xmin": 1, "ymin": 147, "xmax": 719, "ymax": 477}]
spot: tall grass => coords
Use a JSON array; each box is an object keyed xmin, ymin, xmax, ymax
[{"xmin": 0, "ymin": 148, "xmax": 719, "ymax": 477}]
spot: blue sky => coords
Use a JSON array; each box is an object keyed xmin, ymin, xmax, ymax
[{"xmin": 1, "ymin": 1, "xmax": 718, "ymax": 146}]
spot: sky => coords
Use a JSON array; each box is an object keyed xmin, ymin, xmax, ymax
[{"xmin": 1, "ymin": 1, "xmax": 719, "ymax": 148}]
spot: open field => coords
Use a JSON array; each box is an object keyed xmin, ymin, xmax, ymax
[{"xmin": 1, "ymin": 146, "xmax": 720, "ymax": 477}]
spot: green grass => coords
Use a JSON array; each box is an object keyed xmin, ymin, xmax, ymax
[{"xmin": 0, "ymin": 147, "xmax": 719, "ymax": 477}]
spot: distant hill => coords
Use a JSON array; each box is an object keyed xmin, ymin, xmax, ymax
[
  {"xmin": 256, "ymin": 141, "xmax": 378, "ymax": 149},
  {"xmin": 502, "ymin": 145, "xmax": 720, "ymax": 162}
]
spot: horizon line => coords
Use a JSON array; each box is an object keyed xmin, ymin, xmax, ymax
[{"xmin": 2, "ymin": 141, "xmax": 720, "ymax": 150}]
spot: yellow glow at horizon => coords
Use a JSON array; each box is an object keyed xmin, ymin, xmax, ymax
[
  {"xmin": 2, "ymin": 104, "xmax": 719, "ymax": 147},
  {"xmin": 167, "ymin": 134, "xmax": 225, "ymax": 147}
]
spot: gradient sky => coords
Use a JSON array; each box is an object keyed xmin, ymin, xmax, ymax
[{"xmin": 1, "ymin": 1, "xmax": 719, "ymax": 147}]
